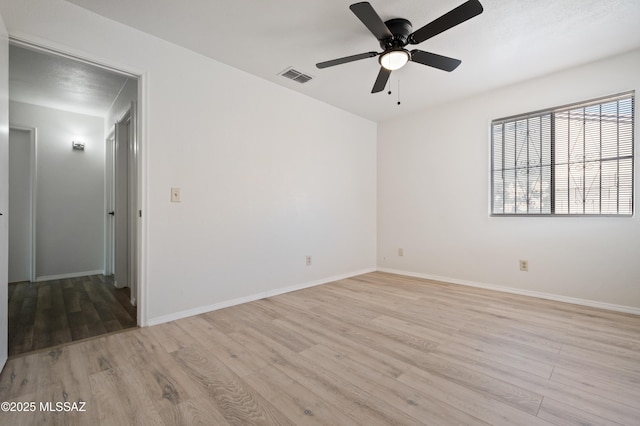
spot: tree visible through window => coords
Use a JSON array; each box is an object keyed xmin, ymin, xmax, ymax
[{"xmin": 491, "ymin": 92, "xmax": 634, "ymax": 215}]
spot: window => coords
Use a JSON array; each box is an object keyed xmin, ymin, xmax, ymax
[{"xmin": 491, "ymin": 92, "xmax": 634, "ymax": 216}]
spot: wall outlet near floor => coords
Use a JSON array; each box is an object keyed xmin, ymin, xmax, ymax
[
  {"xmin": 171, "ymin": 187, "xmax": 181, "ymax": 202},
  {"xmin": 306, "ymin": 256, "xmax": 312, "ymax": 266},
  {"xmin": 519, "ymin": 259, "xmax": 529, "ymax": 271},
  {"xmin": 398, "ymin": 248, "xmax": 404, "ymax": 256}
]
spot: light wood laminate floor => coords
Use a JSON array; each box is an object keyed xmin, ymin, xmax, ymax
[{"xmin": 1, "ymin": 272, "xmax": 639, "ymax": 425}]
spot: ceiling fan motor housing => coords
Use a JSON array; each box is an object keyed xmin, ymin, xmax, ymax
[{"xmin": 380, "ymin": 18, "xmax": 413, "ymax": 49}]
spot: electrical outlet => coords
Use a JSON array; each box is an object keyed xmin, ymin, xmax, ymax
[
  {"xmin": 519, "ymin": 260, "xmax": 528, "ymax": 271},
  {"xmin": 398, "ymin": 248, "xmax": 404, "ymax": 256},
  {"xmin": 306, "ymin": 256, "xmax": 312, "ymax": 266},
  {"xmin": 171, "ymin": 187, "xmax": 181, "ymax": 202}
]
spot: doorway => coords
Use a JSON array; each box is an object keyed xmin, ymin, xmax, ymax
[{"xmin": 7, "ymin": 41, "xmax": 142, "ymax": 355}]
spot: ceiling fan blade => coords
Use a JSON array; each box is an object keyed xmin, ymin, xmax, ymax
[
  {"xmin": 409, "ymin": 0, "xmax": 483, "ymax": 45},
  {"xmin": 372, "ymin": 67, "xmax": 391, "ymax": 93},
  {"xmin": 410, "ymin": 50, "xmax": 461, "ymax": 72},
  {"xmin": 316, "ymin": 51, "xmax": 379, "ymax": 69},
  {"xmin": 350, "ymin": 2, "xmax": 393, "ymax": 41}
]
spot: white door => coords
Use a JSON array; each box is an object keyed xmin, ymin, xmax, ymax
[
  {"xmin": 126, "ymin": 104, "xmax": 138, "ymax": 305},
  {"xmin": 8, "ymin": 128, "xmax": 32, "ymax": 283},
  {"xmin": 105, "ymin": 131, "xmax": 115, "ymax": 276},
  {"xmin": 114, "ymin": 119, "xmax": 128, "ymax": 288},
  {"xmin": 113, "ymin": 106, "xmax": 137, "ymax": 303},
  {"xmin": 0, "ymin": 12, "xmax": 10, "ymax": 370}
]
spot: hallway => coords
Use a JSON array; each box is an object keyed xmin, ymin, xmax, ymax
[{"xmin": 8, "ymin": 275, "xmax": 136, "ymax": 356}]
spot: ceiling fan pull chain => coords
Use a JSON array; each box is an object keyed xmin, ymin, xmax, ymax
[{"xmin": 397, "ymin": 80, "xmax": 401, "ymax": 105}]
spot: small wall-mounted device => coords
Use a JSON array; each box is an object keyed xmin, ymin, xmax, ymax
[{"xmin": 72, "ymin": 141, "xmax": 85, "ymax": 151}]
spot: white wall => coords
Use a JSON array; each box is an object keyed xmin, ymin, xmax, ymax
[
  {"xmin": 8, "ymin": 127, "xmax": 31, "ymax": 282},
  {"xmin": 0, "ymin": 8, "xmax": 10, "ymax": 370},
  {"xmin": 0, "ymin": 0, "xmax": 377, "ymax": 323},
  {"xmin": 106, "ymin": 77, "xmax": 137, "ymax": 131},
  {"xmin": 10, "ymin": 101, "xmax": 106, "ymax": 279},
  {"xmin": 144, "ymin": 56, "xmax": 377, "ymax": 322},
  {"xmin": 378, "ymin": 48, "xmax": 640, "ymax": 311}
]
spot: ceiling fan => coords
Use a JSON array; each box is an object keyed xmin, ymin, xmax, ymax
[{"xmin": 316, "ymin": 0, "xmax": 484, "ymax": 93}]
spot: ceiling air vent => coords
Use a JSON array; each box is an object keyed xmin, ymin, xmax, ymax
[{"xmin": 279, "ymin": 67, "xmax": 313, "ymax": 84}]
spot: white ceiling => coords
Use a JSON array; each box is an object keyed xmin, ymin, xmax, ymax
[
  {"xmin": 9, "ymin": 44, "xmax": 129, "ymax": 117},
  {"xmin": 60, "ymin": 0, "xmax": 640, "ymax": 122}
]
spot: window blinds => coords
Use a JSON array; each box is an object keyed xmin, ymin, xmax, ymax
[{"xmin": 491, "ymin": 92, "xmax": 634, "ymax": 215}]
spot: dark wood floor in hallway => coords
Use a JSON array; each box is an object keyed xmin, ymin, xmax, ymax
[{"xmin": 8, "ymin": 275, "xmax": 136, "ymax": 356}]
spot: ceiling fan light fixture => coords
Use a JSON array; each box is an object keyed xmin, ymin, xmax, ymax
[{"xmin": 379, "ymin": 49, "xmax": 410, "ymax": 71}]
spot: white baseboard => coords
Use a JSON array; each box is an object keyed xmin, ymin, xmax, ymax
[
  {"xmin": 36, "ymin": 270, "xmax": 104, "ymax": 282},
  {"xmin": 146, "ymin": 267, "xmax": 377, "ymax": 327},
  {"xmin": 377, "ymin": 268, "xmax": 640, "ymax": 316}
]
